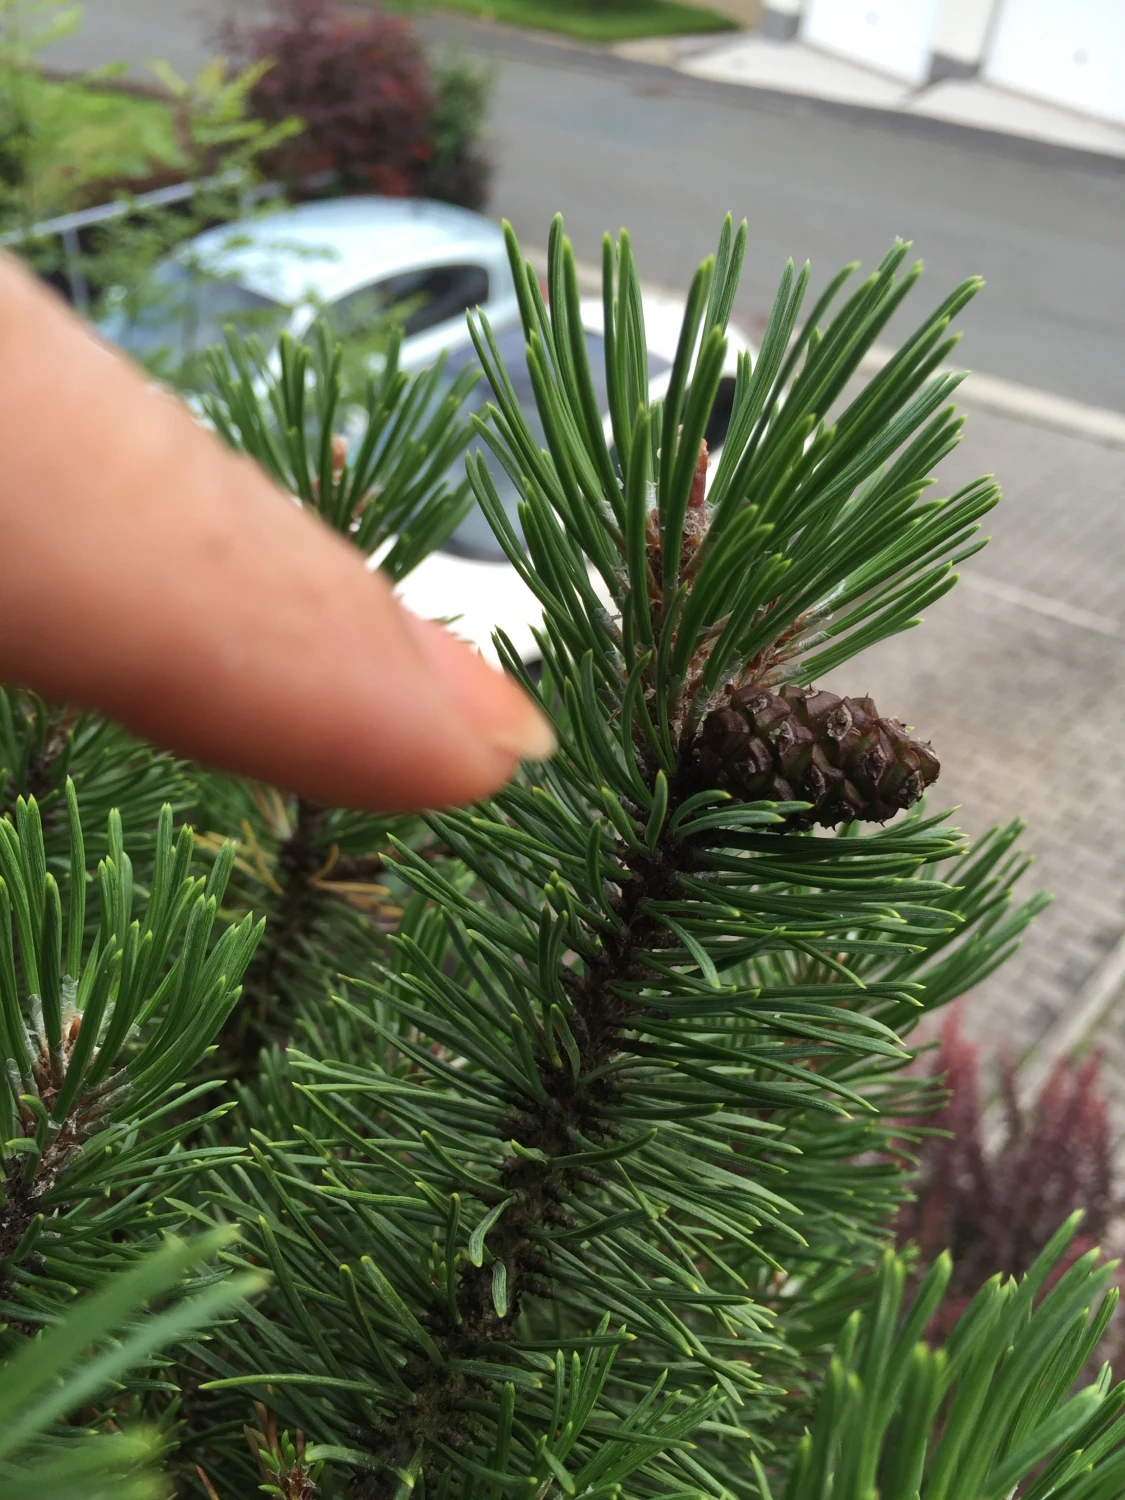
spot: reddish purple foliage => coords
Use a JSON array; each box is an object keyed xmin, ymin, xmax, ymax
[
  {"xmin": 896, "ymin": 1009, "xmax": 1118, "ymax": 1342},
  {"xmin": 222, "ymin": 0, "xmax": 435, "ymax": 198}
]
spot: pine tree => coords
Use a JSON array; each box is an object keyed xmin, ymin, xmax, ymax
[{"xmin": 2, "ymin": 212, "xmax": 1123, "ymax": 1500}]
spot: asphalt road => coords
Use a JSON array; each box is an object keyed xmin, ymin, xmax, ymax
[{"xmin": 46, "ymin": 3, "xmax": 1125, "ymax": 410}]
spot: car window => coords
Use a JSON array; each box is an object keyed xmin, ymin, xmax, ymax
[
  {"xmin": 102, "ymin": 263, "xmax": 290, "ymax": 375},
  {"xmin": 387, "ymin": 264, "xmax": 491, "ymax": 336},
  {"xmin": 319, "ymin": 283, "xmax": 385, "ymax": 343},
  {"xmin": 322, "ymin": 264, "xmax": 491, "ymax": 346}
]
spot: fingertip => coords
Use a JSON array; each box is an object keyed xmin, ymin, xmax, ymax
[
  {"xmin": 0, "ymin": 262, "xmax": 557, "ymax": 814},
  {"xmin": 400, "ymin": 610, "xmax": 556, "ymax": 768}
]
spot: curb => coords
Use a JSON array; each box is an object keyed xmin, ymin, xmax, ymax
[
  {"xmin": 416, "ymin": 12, "xmax": 1125, "ymax": 180},
  {"xmin": 1019, "ymin": 932, "xmax": 1125, "ymax": 1098},
  {"xmin": 526, "ymin": 247, "xmax": 1125, "ymax": 451}
]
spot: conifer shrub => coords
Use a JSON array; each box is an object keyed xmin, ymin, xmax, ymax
[{"xmin": 4, "ymin": 214, "xmax": 1125, "ymax": 1500}]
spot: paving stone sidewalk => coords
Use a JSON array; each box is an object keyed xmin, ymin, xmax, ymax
[{"xmin": 833, "ymin": 402, "xmax": 1125, "ymax": 1105}]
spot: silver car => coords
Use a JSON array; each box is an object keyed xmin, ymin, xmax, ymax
[
  {"xmin": 100, "ymin": 195, "xmax": 521, "ymax": 377},
  {"xmin": 101, "ymin": 196, "xmax": 751, "ymax": 664}
]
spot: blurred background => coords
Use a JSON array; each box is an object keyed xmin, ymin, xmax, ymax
[{"xmin": 7, "ymin": 0, "xmax": 1125, "ymax": 1284}]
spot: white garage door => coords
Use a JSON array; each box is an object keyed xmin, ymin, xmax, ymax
[
  {"xmin": 801, "ymin": 0, "xmax": 942, "ymax": 85},
  {"xmin": 984, "ymin": 0, "xmax": 1125, "ymax": 125}
]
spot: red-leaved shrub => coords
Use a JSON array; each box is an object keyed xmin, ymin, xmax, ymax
[
  {"xmin": 222, "ymin": 0, "xmax": 436, "ymax": 199},
  {"xmin": 896, "ymin": 1009, "xmax": 1119, "ymax": 1345}
]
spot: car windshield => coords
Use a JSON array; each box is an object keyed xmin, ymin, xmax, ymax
[
  {"xmin": 437, "ymin": 324, "xmax": 658, "ymax": 563},
  {"xmin": 102, "ymin": 262, "xmax": 291, "ymax": 377}
]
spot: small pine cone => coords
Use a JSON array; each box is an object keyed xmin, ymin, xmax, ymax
[{"xmin": 696, "ymin": 683, "xmax": 939, "ymax": 831}]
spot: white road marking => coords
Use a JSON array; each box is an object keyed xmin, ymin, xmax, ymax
[{"xmin": 959, "ymin": 572, "xmax": 1125, "ymax": 642}]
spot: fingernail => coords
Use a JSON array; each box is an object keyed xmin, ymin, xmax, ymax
[
  {"xmin": 402, "ymin": 608, "xmax": 556, "ymax": 766},
  {"xmin": 487, "ymin": 718, "xmax": 558, "ymax": 764}
]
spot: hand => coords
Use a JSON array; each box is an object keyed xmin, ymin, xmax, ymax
[{"xmin": 0, "ymin": 254, "xmax": 555, "ymax": 813}]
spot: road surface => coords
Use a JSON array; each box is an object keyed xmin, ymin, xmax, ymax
[{"xmin": 45, "ymin": 3, "xmax": 1125, "ymax": 410}]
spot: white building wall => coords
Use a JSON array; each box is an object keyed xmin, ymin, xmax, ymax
[
  {"xmin": 757, "ymin": 0, "xmax": 1125, "ymax": 125},
  {"xmin": 933, "ymin": 0, "xmax": 996, "ymax": 66},
  {"xmin": 801, "ymin": 0, "xmax": 943, "ymax": 84},
  {"xmin": 984, "ymin": 0, "xmax": 1125, "ymax": 124}
]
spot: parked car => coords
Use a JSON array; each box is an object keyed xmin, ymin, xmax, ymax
[
  {"xmin": 392, "ymin": 294, "xmax": 749, "ymax": 667},
  {"xmin": 99, "ymin": 195, "xmax": 751, "ymax": 667},
  {"xmin": 98, "ymin": 195, "xmax": 520, "ymax": 380}
]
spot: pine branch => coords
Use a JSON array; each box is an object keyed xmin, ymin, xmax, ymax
[
  {"xmin": 0, "ymin": 786, "xmax": 261, "ymax": 1336},
  {"xmin": 0, "ymin": 688, "xmax": 187, "ymax": 874},
  {"xmin": 192, "ymin": 315, "xmax": 480, "ymax": 1069},
  {"xmin": 203, "ymin": 319, "xmax": 477, "ymax": 576},
  {"xmin": 761, "ymin": 1215, "xmax": 1125, "ymax": 1500},
  {"xmin": 0, "ymin": 1228, "xmax": 263, "ymax": 1498},
  {"xmin": 190, "ymin": 218, "xmax": 1057, "ymax": 1500},
  {"xmin": 3, "ymin": 212, "xmax": 1095, "ymax": 1500},
  {"xmin": 224, "ymin": 796, "xmax": 333, "ymax": 1062}
]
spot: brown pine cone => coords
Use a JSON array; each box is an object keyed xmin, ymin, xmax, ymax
[{"xmin": 696, "ymin": 683, "xmax": 939, "ymax": 831}]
